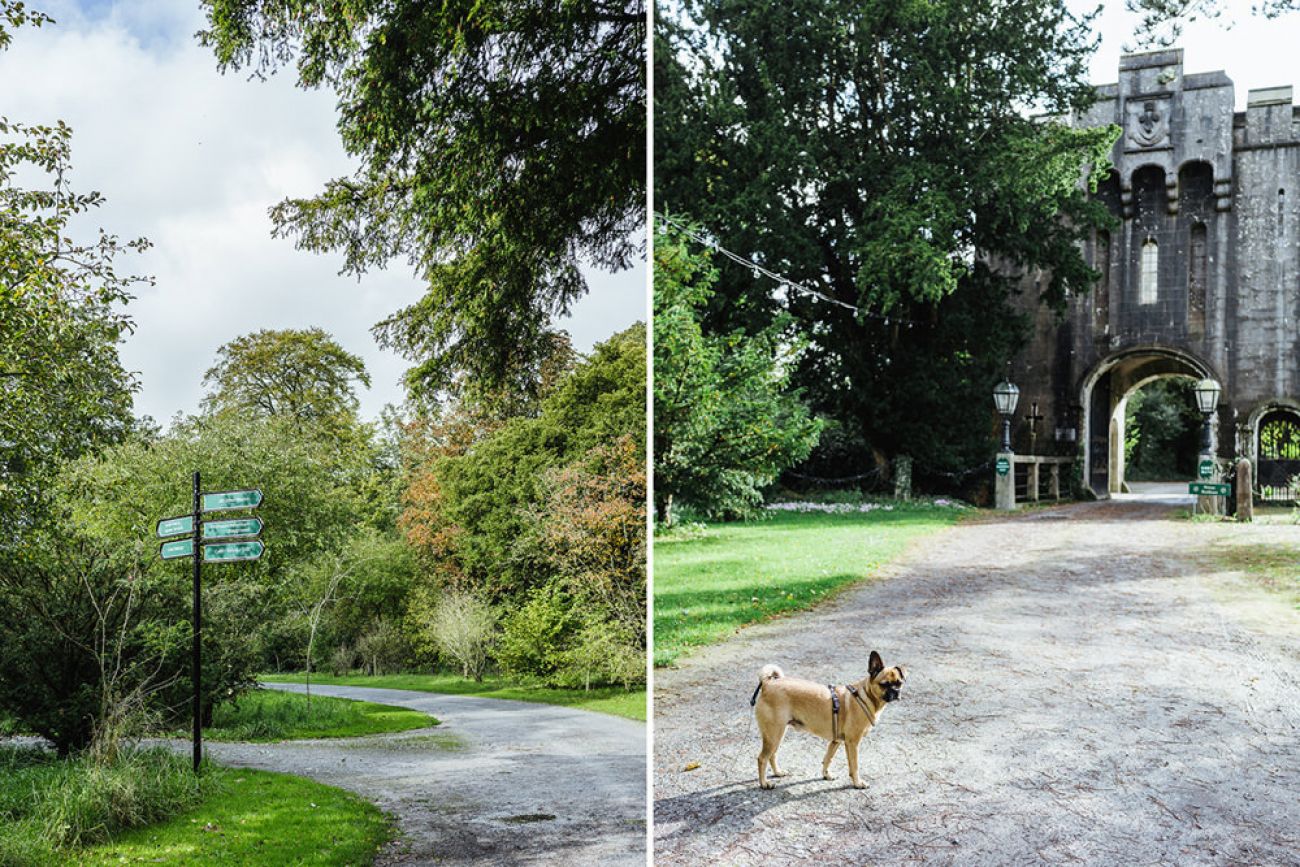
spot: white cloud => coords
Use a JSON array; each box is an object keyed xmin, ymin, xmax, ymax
[
  {"xmin": 0, "ymin": 0, "xmax": 644, "ymax": 424},
  {"xmin": 1070, "ymin": 0, "xmax": 1300, "ymax": 104}
]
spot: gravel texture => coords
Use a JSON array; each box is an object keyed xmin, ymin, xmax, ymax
[
  {"xmin": 653, "ymin": 497, "xmax": 1300, "ymax": 865},
  {"xmin": 204, "ymin": 683, "xmax": 646, "ymax": 865}
]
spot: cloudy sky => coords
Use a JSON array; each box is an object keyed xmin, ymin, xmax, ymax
[
  {"xmin": 0, "ymin": 0, "xmax": 646, "ymax": 424},
  {"xmin": 1073, "ymin": 1, "xmax": 1300, "ymax": 104}
]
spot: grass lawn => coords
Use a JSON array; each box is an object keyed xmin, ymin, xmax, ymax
[
  {"xmin": 653, "ymin": 504, "xmax": 961, "ymax": 665},
  {"xmin": 1211, "ymin": 541, "xmax": 1300, "ymax": 610},
  {"xmin": 78, "ymin": 768, "xmax": 390, "ymax": 865},
  {"xmin": 203, "ymin": 687, "xmax": 436, "ymax": 742},
  {"xmin": 0, "ymin": 745, "xmax": 389, "ymax": 865},
  {"xmin": 262, "ymin": 672, "xmax": 647, "ymax": 722}
]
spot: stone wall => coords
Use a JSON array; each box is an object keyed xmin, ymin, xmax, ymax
[{"xmin": 1007, "ymin": 49, "xmax": 1300, "ymax": 493}]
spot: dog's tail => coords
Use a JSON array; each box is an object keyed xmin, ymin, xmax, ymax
[{"xmin": 750, "ymin": 665, "xmax": 783, "ymax": 706}]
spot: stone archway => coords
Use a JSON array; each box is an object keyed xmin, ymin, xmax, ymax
[{"xmin": 1080, "ymin": 347, "xmax": 1216, "ymax": 497}]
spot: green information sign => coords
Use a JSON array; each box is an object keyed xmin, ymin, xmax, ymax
[
  {"xmin": 1189, "ymin": 482, "xmax": 1230, "ymax": 496},
  {"xmin": 201, "ymin": 489, "xmax": 263, "ymax": 512},
  {"xmin": 1198, "ymin": 459, "xmax": 1214, "ymax": 480},
  {"xmin": 203, "ymin": 517, "xmax": 263, "ymax": 540},
  {"xmin": 156, "ymin": 515, "xmax": 194, "ymax": 538},
  {"xmin": 995, "ymin": 456, "xmax": 1011, "ymax": 477},
  {"xmin": 160, "ymin": 538, "xmax": 195, "ymax": 559},
  {"xmin": 203, "ymin": 540, "xmax": 265, "ymax": 562}
]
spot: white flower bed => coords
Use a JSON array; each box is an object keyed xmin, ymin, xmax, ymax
[{"xmin": 765, "ymin": 498, "xmax": 968, "ymax": 513}]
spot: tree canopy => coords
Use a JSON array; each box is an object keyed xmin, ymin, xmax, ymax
[
  {"xmin": 198, "ymin": 0, "xmax": 646, "ymax": 395},
  {"xmin": 201, "ymin": 327, "xmax": 371, "ymax": 432},
  {"xmin": 657, "ymin": 0, "xmax": 1118, "ymax": 488}
]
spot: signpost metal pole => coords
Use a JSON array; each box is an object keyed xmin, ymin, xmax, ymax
[{"xmin": 192, "ymin": 470, "xmax": 202, "ymax": 774}]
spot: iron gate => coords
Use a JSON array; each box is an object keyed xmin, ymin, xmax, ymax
[{"xmin": 1257, "ymin": 411, "xmax": 1300, "ymax": 502}]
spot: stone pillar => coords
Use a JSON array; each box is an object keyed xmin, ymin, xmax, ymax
[
  {"xmin": 1197, "ymin": 453, "xmax": 1224, "ymax": 516},
  {"xmin": 893, "ymin": 455, "xmax": 913, "ymax": 501},
  {"xmin": 995, "ymin": 452, "xmax": 1016, "ymax": 510},
  {"xmin": 1236, "ymin": 458, "xmax": 1254, "ymax": 522}
]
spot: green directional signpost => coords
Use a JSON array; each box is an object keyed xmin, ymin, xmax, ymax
[
  {"xmin": 154, "ymin": 472, "xmax": 265, "ymax": 773},
  {"xmin": 203, "ymin": 517, "xmax": 263, "ymax": 540},
  {"xmin": 1189, "ymin": 481, "xmax": 1230, "ymax": 497}
]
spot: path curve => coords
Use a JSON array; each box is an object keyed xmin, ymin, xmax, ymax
[
  {"xmin": 205, "ymin": 683, "xmax": 645, "ymax": 865},
  {"xmin": 654, "ymin": 499, "xmax": 1300, "ymax": 865}
]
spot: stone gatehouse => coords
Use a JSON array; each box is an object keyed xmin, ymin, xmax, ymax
[{"xmin": 1009, "ymin": 48, "xmax": 1300, "ymax": 498}]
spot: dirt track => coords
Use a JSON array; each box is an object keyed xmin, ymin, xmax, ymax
[
  {"xmin": 207, "ymin": 684, "xmax": 645, "ymax": 865},
  {"xmin": 653, "ymin": 499, "xmax": 1300, "ymax": 865}
]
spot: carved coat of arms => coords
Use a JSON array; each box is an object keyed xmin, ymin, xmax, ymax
[{"xmin": 1127, "ymin": 99, "xmax": 1170, "ymax": 149}]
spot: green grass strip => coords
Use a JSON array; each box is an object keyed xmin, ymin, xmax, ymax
[
  {"xmin": 262, "ymin": 672, "xmax": 647, "ymax": 722},
  {"xmin": 204, "ymin": 687, "xmax": 436, "ymax": 742},
  {"xmin": 653, "ymin": 505, "xmax": 960, "ymax": 665},
  {"xmin": 77, "ymin": 767, "xmax": 390, "ymax": 866},
  {"xmin": 1211, "ymin": 541, "xmax": 1300, "ymax": 610}
]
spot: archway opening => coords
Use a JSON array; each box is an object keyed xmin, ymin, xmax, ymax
[
  {"xmin": 1122, "ymin": 377, "xmax": 1201, "ymax": 485},
  {"xmin": 1082, "ymin": 348, "xmax": 1214, "ymax": 497}
]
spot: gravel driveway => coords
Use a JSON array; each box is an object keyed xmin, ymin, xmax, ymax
[
  {"xmin": 206, "ymin": 683, "xmax": 645, "ymax": 865},
  {"xmin": 653, "ymin": 498, "xmax": 1300, "ymax": 865}
]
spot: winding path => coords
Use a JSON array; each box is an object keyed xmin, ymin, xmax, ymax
[
  {"xmin": 206, "ymin": 683, "xmax": 645, "ymax": 865},
  {"xmin": 654, "ymin": 498, "xmax": 1300, "ymax": 865}
]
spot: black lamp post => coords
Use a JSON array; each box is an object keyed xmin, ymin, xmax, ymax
[
  {"xmin": 1194, "ymin": 377, "xmax": 1221, "ymax": 455},
  {"xmin": 994, "ymin": 380, "xmax": 1020, "ymax": 452}
]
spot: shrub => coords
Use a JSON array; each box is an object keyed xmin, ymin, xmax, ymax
[
  {"xmin": 555, "ymin": 623, "xmax": 643, "ymax": 691},
  {"xmin": 329, "ymin": 644, "xmax": 356, "ymax": 677},
  {"xmin": 354, "ymin": 618, "xmax": 408, "ymax": 676},
  {"xmin": 495, "ymin": 583, "xmax": 584, "ymax": 679},
  {"xmin": 414, "ymin": 589, "xmax": 497, "ymax": 681}
]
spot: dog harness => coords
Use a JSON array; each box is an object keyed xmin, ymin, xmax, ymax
[
  {"xmin": 827, "ymin": 685, "xmax": 842, "ymax": 742},
  {"xmin": 846, "ymin": 683, "xmax": 876, "ymax": 724}
]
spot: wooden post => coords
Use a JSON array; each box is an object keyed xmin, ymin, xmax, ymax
[
  {"xmin": 1050, "ymin": 463, "xmax": 1061, "ymax": 500},
  {"xmin": 1236, "ymin": 459, "xmax": 1253, "ymax": 522},
  {"xmin": 1027, "ymin": 461, "xmax": 1040, "ymax": 502}
]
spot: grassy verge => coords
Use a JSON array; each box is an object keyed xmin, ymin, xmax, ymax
[
  {"xmin": 204, "ymin": 687, "xmax": 436, "ymax": 742},
  {"xmin": 1211, "ymin": 542, "xmax": 1300, "ymax": 610},
  {"xmin": 0, "ymin": 745, "xmax": 389, "ymax": 865},
  {"xmin": 262, "ymin": 672, "xmax": 647, "ymax": 722},
  {"xmin": 653, "ymin": 503, "xmax": 961, "ymax": 665}
]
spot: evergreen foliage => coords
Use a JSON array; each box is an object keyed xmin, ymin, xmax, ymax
[
  {"xmin": 653, "ymin": 223, "xmax": 822, "ymax": 519},
  {"xmin": 198, "ymin": 0, "xmax": 646, "ymax": 394},
  {"xmin": 657, "ymin": 0, "xmax": 1119, "ymax": 489}
]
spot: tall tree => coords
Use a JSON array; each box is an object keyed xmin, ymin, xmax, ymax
[
  {"xmin": 201, "ymin": 328, "xmax": 370, "ymax": 432},
  {"xmin": 198, "ymin": 0, "xmax": 646, "ymax": 395},
  {"xmin": 0, "ymin": 112, "xmax": 148, "ymax": 538},
  {"xmin": 657, "ymin": 0, "xmax": 1117, "ymax": 485}
]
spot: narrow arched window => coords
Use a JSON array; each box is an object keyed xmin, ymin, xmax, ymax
[
  {"xmin": 1188, "ymin": 223, "xmax": 1206, "ymax": 333},
  {"xmin": 1140, "ymin": 238, "xmax": 1158, "ymax": 305}
]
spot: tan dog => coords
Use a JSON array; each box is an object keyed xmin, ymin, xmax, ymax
[{"xmin": 752, "ymin": 650, "xmax": 906, "ymax": 789}]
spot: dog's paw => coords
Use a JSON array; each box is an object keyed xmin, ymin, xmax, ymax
[
  {"xmin": 822, "ymin": 770, "xmax": 834, "ymax": 780},
  {"xmin": 851, "ymin": 779, "xmax": 867, "ymax": 790},
  {"xmin": 770, "ymin": 769, "xmax": 788, "ymax": 778},
  {"xmin": 759, "ymin": 780, "xmax": 776, "ymax": 790}
]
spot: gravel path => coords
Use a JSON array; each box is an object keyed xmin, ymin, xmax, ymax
[
  {"xmin": 205, "ymin": 683, "xmax": 645, "ymax": 865},
  {"xmin": 653, "ymin": 499, "xmax": 1300, "ymax": 865}
]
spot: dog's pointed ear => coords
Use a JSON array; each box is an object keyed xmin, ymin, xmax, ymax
[{"xmin": 869, "ymin": 650, "xmax": 884, "ymax": 678}]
